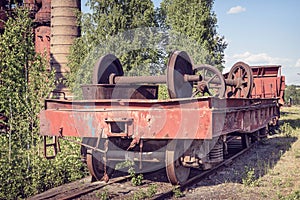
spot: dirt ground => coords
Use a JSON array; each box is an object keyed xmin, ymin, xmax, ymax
[{"xmin": 181, "ymin": 106, "xmax": 300, "ymax": 200}]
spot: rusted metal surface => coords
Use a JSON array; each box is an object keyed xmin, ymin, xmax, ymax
[
  {"xmin": 226, "ymin": 62, "xmax": 254, "ymax": 98},
  {"xmin": 224, "ymin": 64, "xmax": 285, "ymax": 104},
  {"xmin": 93, "ymin": 54, "xmax": 124, "ymax": 84},
  {"xmin": 252, "ymin": 65, "xmax": 281, "ymax": 77},
  {"xmin": 39, "ymin": 53, "xmax": 285, "ymax": 184},
  {"xmin": 193, "ymin": 64, "xmax": 226, "ymax": 98},
  {"xmin": 96, "ymin": 51, "xmax": 195, "ymax": 99},
  {"xmin": 113, "ymin": 75, "xmax": 167, "ymax": 84},
  {"xmin": 156, "ymin": 141, "xmax": 256, "ymax": 199},
  {"xmin": 43, "ymin": 135, "xmax": 60, "ymax": 159},
  {"xmin": 0, "ymin": 0, "xmax": 80, "ymax": 97},
  {"xmin": 94, "ymin": 54, "xmax": 284, "ymax": 101},
  {"xmin": 166, "ymin": 140, "xmax": 191, "ymax": 184},
  {"xmin": 167, "ymin": 51, "xmax": 194, "ymax": 98},
  {"xmin": 251, "ymin": 65, "xmax": 285, "ymax": 105},
  {"xmin": 24, "ymin": 0, "xmax": 38, "ymax": 11},
  {"xmin": 95, "ymin": 52, "xmax": 200, "ymax": 99},
  {"xmin": 40, "ymin": 97, "xmax": 278, "ymax": 139},
  {"xmin": 81, "ymin": 84, "xmax": 158, "ymax": 100}
]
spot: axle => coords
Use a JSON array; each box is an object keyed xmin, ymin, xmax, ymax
[
  {"xmin": 110, "ymin": 73, "xmax": 239, "ymax": 87},
  {"xmin": 110, "ymin": 73, "xmax": 204, "ymax": 84}
]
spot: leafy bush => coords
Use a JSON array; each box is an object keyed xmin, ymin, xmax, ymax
[{"xmin": 0, "ymin": 8, "xmax": 86, "ymax": 199}]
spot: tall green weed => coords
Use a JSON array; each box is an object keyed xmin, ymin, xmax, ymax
[{"xmin": 0, "ymin": 8, "xmax": 86, "ymax": 199}]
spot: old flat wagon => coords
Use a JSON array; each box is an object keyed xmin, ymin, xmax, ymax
[{"xmin": 40, "ymin": 51, "xmax": 284, "ymax": 185}]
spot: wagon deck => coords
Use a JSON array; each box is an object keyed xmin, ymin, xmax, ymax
[{"xmin": 40, "ymin": 97, "xmax": 279, "ymax": 140}]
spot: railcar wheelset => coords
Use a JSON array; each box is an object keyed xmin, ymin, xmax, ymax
[{"xmin": 81, "ymin": 52, "xmax": 254, "ymax": 183}]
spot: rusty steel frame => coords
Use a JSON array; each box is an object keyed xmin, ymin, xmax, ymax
[
  {"xmin": 251, "ymin": 65, "xmax": 285, "ymax": 105},
  {"xmin": 40, "ymin": 97, "xmax": 279, "ymax": 140}
]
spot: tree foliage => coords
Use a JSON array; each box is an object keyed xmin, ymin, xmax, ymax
[
  {"xmin": 285, "ymin": 85, "xmax": 300, "ymax": 105},
  {"xmin": 67, "ymin": 0, "xmax": 158, "ymax": 95},
  {"xmin": 0, "ymin": 9, "xmax": 86, "ymax": 199},
  {"xmin": 68, "ymin": 0, "xmax": 227, "ymax": 98},
  {"xmin": 160, "ymin": 0, "xmax": 227, "ymax": 70}
]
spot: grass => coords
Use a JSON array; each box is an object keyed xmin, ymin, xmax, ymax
[
  {"xmin": 131, "ymin": 184, "xmax": 158, "ymax": 200},
  {"xmin": 96, "ymin": 189, "xmax": 109, "ymax": 200},
  {"xmin": 242, "ymin": 166, "xmax": 257, "ymax": 187},
  {"xmin": 243, "ymin": 105, "xmax": 300, "ymax": 199},
  {"xmin": 173, "ymin": 186, "xmax": 184, "ymax": 198}
]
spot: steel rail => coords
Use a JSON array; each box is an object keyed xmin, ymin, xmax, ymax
[
  {"xmin": 152, "ymin": 142, "xmax": 256, "ymax": 200},
  {"xmin": 29, "ymin": 175, "xmax": 130, "ymax": 200},
  {"xmin": 60, "ymin": 175, "xmax": 131, "ymax": 200}
]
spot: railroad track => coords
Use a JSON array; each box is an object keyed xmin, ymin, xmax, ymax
[
  {"xmin": 29, "ymin": 175, "xmax": 130, "ymax": 200},
  {"xmin": 153, "ymin": 141, "xmax": 255, "ymax": 199},
  {"xmin": 30, "ymin": 137, "xmax": 254, "ymax": 200}
]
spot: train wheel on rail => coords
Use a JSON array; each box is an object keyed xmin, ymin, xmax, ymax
[
  {"xmin": 193, "ymin": 64, "xmax": 226, "ymax": 98},
  {"xmin": 165, "ymin": 140, "xmax": 190, "ymax": 185},
  {"xmin": 82, "ymin": 138, "xmax": 114, "ymax": 182}
]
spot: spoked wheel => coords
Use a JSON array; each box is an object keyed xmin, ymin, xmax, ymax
[
  {"xmin": 226, "ymin": 62, "xmax": 254, "ymax": 98},
  {"xmin": 82, "ymin": 138, "xmax": 114, "ymax": 182},
  {"xmin": 193, "ymin": 64, "xmax": 226, "ymax": 98},
  {"xmin": 166, "ymin": 140, "xmax": 190, "ymax": 185}
]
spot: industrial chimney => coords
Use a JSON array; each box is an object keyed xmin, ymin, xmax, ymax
[{"xmin": 50, "ymin": 0, "xmax": 81, "ymax": 98}]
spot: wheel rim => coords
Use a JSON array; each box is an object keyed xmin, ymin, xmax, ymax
[
  {"xmin": 167, "ymin": 51, "xmax": 194, "ymax": 98},
  {"xmin": 82, "ymin": 138, "xmax": 114, "ymax": 181},
  {"xmin": 226, "ymin": 62, "xmax": 253, "ymax": 98},
  {"xmin": 166, "ymin": 140, "xmax": 190, "ymax": 185},
  {"xmin": 193, "ymin": 64, "xmax": 226, "ymax": 98},
  {"xmin": 93, "ymin": 54, "xmax": 124, "ymax": 84}
]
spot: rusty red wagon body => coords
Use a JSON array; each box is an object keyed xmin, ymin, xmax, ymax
[
  {"xmin": 40, "ymin": 97, "xmax": 278, "ymax": 140},
  {"xmin": 251, "ymin": 65, "xmax": 285, "ymax": 105},
  {"xmin": 40, "ymin": 90, "xmax": 280, "ymax": 185},
  {"xmin": 39, "ymin": 52, "xmax": 285, "ymax": 185}
]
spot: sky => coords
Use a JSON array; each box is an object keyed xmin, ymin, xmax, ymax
[{"xmin": 81, "ymin": 0, "xmax": 300, "ymax": 85}]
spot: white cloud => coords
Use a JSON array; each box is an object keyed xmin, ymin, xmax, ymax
[
  {"xmin": 232, "ymin": 51, "xmax": 291, "ymax": 65},
  {"xmin": 295, "ymin": 59, "xmax": 300, "ymax": 67},
  {"xmin": 227, "ymin": 6, "xmax": 246, "ymax": 14}
]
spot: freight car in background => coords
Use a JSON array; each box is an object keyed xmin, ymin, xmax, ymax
[
  {"xmin": 224, "ymin": 64, "xmax": 285, "ymax": 105},
  {"xmin": 40, "ymin": 51, "xmax": 285, "ymax": 185}
]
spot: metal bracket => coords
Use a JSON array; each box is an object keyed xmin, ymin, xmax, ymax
[
  {"xmin": 49, "ymin": 90, "xmax": 67, "ymax": 100},
  {"xmin": 43, "ymin": 135, "xmax": 60, "ymax": 159},
  {"xmin": 104, "ymin": 118, "xmax": 133, "ymax": 137}
]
